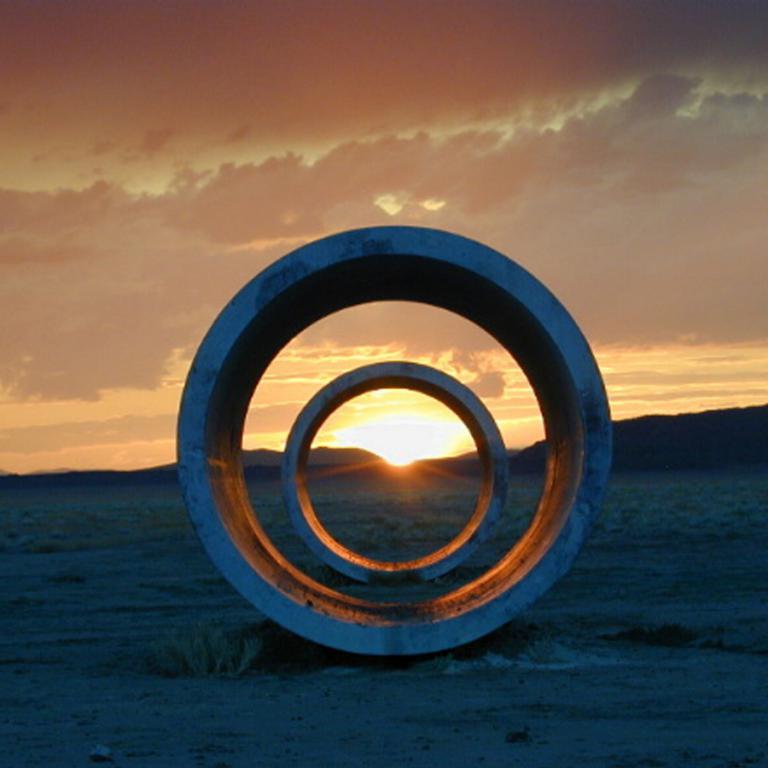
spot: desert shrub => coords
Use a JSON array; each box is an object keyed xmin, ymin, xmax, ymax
[
  {"xmin": 145, "ymin": 618, "xmax": 545, "ymax": 677},
  {"xmin": 146, "ymin": 624, "xmax": 262, "ymax": 678}
]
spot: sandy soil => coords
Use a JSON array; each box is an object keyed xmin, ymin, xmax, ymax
[{"xmin": 2, "ymin": 472, "xmax": 767, "ymax": 767}]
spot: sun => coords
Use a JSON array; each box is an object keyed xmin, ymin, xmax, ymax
[
  {"xmin": 313, "ymin": 389, "xmax": 476, "ymax": 466},
  {"xmin": 329, "ymin": 413, "xmax": 470, "ymax": 466}
]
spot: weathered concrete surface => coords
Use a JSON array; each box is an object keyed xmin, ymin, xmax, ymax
[
  {"xmin": 177, "ymin": 226, "xmax": 612, "ymax": 655},
  {"xmin": 281, "ymin": 361, "xmax": 509, "ymax": 583}
]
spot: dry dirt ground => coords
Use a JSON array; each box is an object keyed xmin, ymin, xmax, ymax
[{"xmin": 2, "ymin": 472, "xmax": 767, "ymax": 767}]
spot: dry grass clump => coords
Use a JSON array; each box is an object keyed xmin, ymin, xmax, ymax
[
  {"xmin": 145, "ymin": 618, "xmax": 545, "ymax": 678},
  {"xmin": 147, "ymin": 624, "xmax": 262, "ymax": 678},
  {"xmin": 145, "ymin": 621, "xmax": 348, "ymax": 677}
]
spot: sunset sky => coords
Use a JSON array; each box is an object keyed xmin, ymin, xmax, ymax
[{"xmin": 1, "ymin": 1, "xmax": 767, "ymax": 473}]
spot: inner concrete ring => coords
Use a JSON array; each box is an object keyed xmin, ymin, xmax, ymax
[
  {"xmin": 177, "ymin": 225, "xmax": 612, "ymax": 655},
  {"xmin": 281, "ymin": 361, "xmax": 509, "ymax": 583}
]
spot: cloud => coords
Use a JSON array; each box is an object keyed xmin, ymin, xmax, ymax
[
  {"xmin": 137, "ymin": 128, "xmax": 175, "ymax": 156},
  {"xmin": 0, "ymin": 413, "xmax": 175, "ymax": 454},
  {"xmin": 0, "ymin": 182, "xmax": 138, "ymax": 244},
  {"xmin": 1, "ymin": 1, "xmax": 767, "ymax": 472},
  {"xmin": 2, "ymin": 1, "xmax": 768, "ymax": 193},
  {"xmin": 0, "ymin": 184, "xmax": 289, "ymax": 399},
  {"xmin": 472, "ymin": 372, "xmax": 506, "ymax": 400},
  {"xmin": 0, "ymin": 75, "xmax": 767, "ymax": 404},
  {"xmin": 625, "ymin": 73, "xmax": 700, "ymax": 117}
]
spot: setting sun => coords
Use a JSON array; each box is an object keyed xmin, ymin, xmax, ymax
[
  {"xmin": 313, "ymin": 389, "xmax": 475, "ymax": 466},
  {"xmin": 330, "ymin": 414, "xmax": 470, "ymax": 466}
]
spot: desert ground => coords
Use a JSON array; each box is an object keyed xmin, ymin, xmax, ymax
[{"xmin": 2, "ymin": 470, "xmax": 767, "ymax": 767}]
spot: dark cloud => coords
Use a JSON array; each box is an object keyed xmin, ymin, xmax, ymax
[
  {"xmin": 472, "ymin": 372, "xmax": 506, "ymax": 399},
  {"xmin": 0, "ymin": 77, "xmax": 766, "ymax": 401},
  {"xmin": 0, "ymin": 414, "xmax": 175, "ymax": 453},
  {"xmin": 626, "ymin": 74, "xmax": 700, "ymax": 117},
  {"xmin": 0, "ymin": 181, "xmax": 124, "ymax": 236},
  {"xmin": 162, "ymin": 82, "xmax": 768, "ymax": 243},
  {"xmin": 0, "ymin": 189, "xmax": 287, "ymax": 399},
  {"xmin": 1, "ymin": 1, "xmax": 767, "ymax": 155},
  {"xmin": 137, "ymin": 128, "xmax": 175, "ymax": 155}
]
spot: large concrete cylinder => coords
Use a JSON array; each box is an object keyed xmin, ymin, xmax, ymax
[{"xmin": 177, "ymin": 226, "xmax": 612, "ymax": 655}]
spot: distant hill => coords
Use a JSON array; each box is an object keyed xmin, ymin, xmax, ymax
[
  {"xmin": 0, "ymin": 446, "xmax": 389, "ymax": 489},
  {"xmin": 1, "ymin": 404, "xmax": 766, "ymax": 489},
  {"xmin": 242, "ymin": 446, "xmax": 381, "ymax": 467},
  {"xmin": 151, "ymin": 446, "xmax": 381, "ymax": 471},
  {"xmin": 511, "ymin": 404, "xmax": 768, "ymax": 472}
]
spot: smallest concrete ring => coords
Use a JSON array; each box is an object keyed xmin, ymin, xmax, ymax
[{"xmin": 281, "ymin": 361, "xmax": 509, "ymax": 583}]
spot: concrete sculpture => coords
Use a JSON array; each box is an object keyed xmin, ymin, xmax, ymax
[
  {"xmin": 281, "ymin": 361, "xmax": 509, "ymax": 583},
  {"xmin": 177, "ymin": 226, "xmax": 612, "ymax": 655}
]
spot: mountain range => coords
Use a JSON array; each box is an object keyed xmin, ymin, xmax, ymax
[
  {"xmin": 511, "ymin": 403, "xmax": 768, "ymax": 472},
  {"xmin": 1, "ymin": 404, "xmax": 765, "ymax": 489}
]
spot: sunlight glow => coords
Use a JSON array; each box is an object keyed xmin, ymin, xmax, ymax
[
  {"xmin": 328, "ymin": 413, "xmax": 470, "ymax": 466},
  {"xmin": 374, "ymin": 193, "xmax": 406, "ymax": 216}
]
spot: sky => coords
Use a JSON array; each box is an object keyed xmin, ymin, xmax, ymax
[{"xmin": 1, "ymin": 0, "xmax": 767, "ymax": 473}]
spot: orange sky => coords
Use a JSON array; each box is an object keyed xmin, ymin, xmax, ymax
[{"xmin": 1, "ymin": 1, "xmax": 767, "ymax": 473}]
